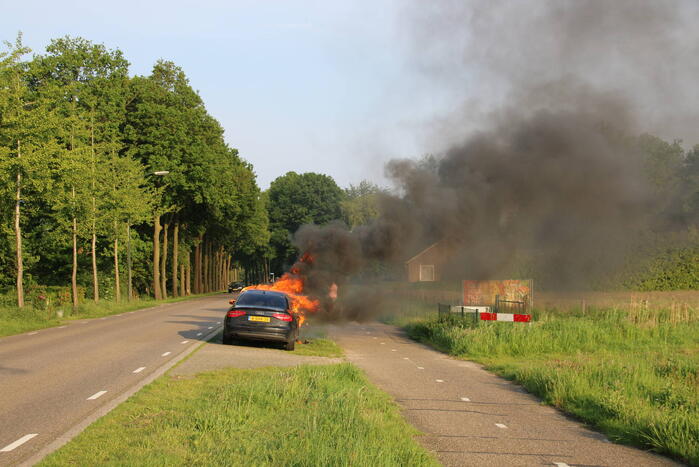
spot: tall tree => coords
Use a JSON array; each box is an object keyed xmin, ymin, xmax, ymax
[
  {"xmin": 29, "ymin": 36, "xmax": 130, "ymax": 303},
  {"xmin": 341, "ymin": 180, "xmax": 384, "ymax": 229},
  {"xmin": 0, "ymin": 35, "xmax": 59, "ymax": 307},
  {"xmin": 267, "ymin": 171, "xmax": 344, "ymax": 272}
]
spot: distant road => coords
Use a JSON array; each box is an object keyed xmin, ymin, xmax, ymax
[{"xmin": 0, "ymin": 294, "xmax": 228, "ymax": 466}]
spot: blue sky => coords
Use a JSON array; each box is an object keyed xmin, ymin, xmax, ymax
[{"xmin": 3, "ymin": 0, "xmax": 456, "ymax": 188}]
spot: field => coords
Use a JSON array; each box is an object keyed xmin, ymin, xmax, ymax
[
  {"xmin": 40, "ymin": 363, "xmax": 438, "ymax": 466},
  {"xmin": 392, "ymin": 296, "xmax": 699, "ymax": 465}
]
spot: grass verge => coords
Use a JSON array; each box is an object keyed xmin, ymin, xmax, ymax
[
  {"xmin": 40, "ymin": 363, "xmax": 437, "ymax": 466},
  {"xmin": 404, "ymin": 307, "xmax": 699, "ymax": 465},
  {"xmin": 292, "ymin": 337, "xmax": 344, "ymax": 357},
  {"xmin": 0, "ymin": 292, "xmax": 222, "ymax": 338}
]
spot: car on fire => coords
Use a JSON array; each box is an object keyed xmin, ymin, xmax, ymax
[{"xmin": 223, "ymin": 289, "xmax": 299, "ymax": 350}]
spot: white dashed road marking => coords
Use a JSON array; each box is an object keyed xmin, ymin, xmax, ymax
[
  {"xmin": 553, "ymin": 463, "xmax": 570, "ymax": 467},
  {"xmin": 0, "ymin": 433, "xmax": 38, "ymax": 452},
  {"xmin": 208, "ymin": 326, "xmax": 213, "ymax": 329},
  {"xmin": 87, "ymin": 391, "xmax": 107, "ymax": 400},
  {"xmin": 436, "ymin": 379, "xmax": 444, "ymax": 383},
  {"xmin": 417, "ymin": 367, "xmax": 425, "ymax": 370},
  {"xmin": 28, "ymin": 332, "xmax": 38, "ymax": 335},
  {"xmin": 495, "ymin": 423, "xmax": 508, "ymax": 429},
  {"xmin": 380, "ymin": 342, "xmax": 385, "ymax": 345},
  {"xmin": 460, "ymin": 397, "xmax": 470, "ymax": 402},
  {"xmin": 181, "ymin": 340, "xmax": 189, "ymax": 344},
  {"xmin": 197, "ymin": 332, "xmax": 202, "ymax": 336},
  {"xmin": 161, "ymin": 352, "xmax": 171, "ymax": 357},
  {"xmin": 133, "ymin": 367, "xmax": 146, "ymax": 373},
  {"xmin": 403, "ymin": 357, "xmax": 409, "ymax": 360},
  {"xmin": 57, "ymin": 326, "xmax": 66, "ymax": 329},
  {"xmin": 391, "ymin": 349, "xmax": 397, "ymax": 352}
]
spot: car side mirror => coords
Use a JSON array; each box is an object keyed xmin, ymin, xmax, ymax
[{"xmin": 229, "ymin": 299, "xmax": 236, "ymax": 305}]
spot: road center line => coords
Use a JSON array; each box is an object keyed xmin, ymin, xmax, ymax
[
  {"xmin": 495, "ymin": 423, "xmax": 508, "ymax": 429},
  {"xmin": 0, "ymin": 433, "xmax": 38, "ymax": 452},
  {"xmin": 87, "ymin": 390, "xmax": 107, "ymax": 400},
  {"xmin": 161, "ymin": 352, "xmax": 171, "ymax": 357},
  {"xmin": 133, "ymin": 367, "xmax": 146, "ymax": 373}
]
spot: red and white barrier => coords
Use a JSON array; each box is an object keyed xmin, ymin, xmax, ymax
[{"xmin": 479, "ymin": 312, "xmax": 531, "ymax": 322}]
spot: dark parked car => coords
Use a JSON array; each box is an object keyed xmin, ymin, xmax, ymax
[
  {"xmin": 227, "ymin": 281, "xmax": 245, "ymax": 293},
  {"xmin": 223, "ymin": 289, "xmax": 299, "ymax": 350}
]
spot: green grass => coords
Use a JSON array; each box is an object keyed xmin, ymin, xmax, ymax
[
  {"xmin": 40, "ymin": 364, "xmax": 438, "ymax": 467},
  {"xmin": 404, "ymin": 307, "xmax": 699, "ymax": 465},
  {"xmin": 0, "ymin": 292, "xmax": 221, "ymax": 338},
  {"xmin": 292, "ymin": 338, "xmax": 344, "ymax": 357}
]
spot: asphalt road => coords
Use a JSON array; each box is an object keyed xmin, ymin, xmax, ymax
[
  {"xmin": 330, "ymin": 322, "xmax": 679, "ymax": 467},
  {"xmin": 0, "ymin": 294, "xmax": 229, "ymax": 466}
]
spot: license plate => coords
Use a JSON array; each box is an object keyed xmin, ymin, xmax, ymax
[{"xmin": 249, "ymin": 316, "xmax": 270, "ymax": 323}]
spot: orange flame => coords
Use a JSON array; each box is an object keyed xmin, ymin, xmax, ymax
[{"xmin": 243, "ymin": 254, "xmax": 319, "ymax": 326}]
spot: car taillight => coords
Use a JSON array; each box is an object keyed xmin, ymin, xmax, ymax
[
  {"xmin": 272, "ymin": 313, "xmax": 293, "ymax": 322},
  {"xmin": 227, "ymin": 310, "xmax": 246, "ymax": 318}
]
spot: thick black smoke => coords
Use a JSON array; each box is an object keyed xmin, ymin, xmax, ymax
[{"xmin": 287, "ymin": 1, "xmax": 697, "ymax": 321}]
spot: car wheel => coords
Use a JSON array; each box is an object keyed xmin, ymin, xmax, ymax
[
  {"xmin": 284, "ymin": 339, "xmax": 295, "ymax": 351},
  {"xmin": 222, "ymin": 334, "xmax": 233, "ymax": 345}
]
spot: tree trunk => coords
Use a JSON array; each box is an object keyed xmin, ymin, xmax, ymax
[
  {"xmin": 127, "ymin": 222, "xmax": 133, "ymax": 301},
  {"xmin": 186, "ymin": 252, "xmax": 192, "ymax": 295},
  {"xmin": 203, "ymin": 241, "xmax": 209, "ymax": 293},
  {"xmin": 172, "ymin": 222, "xmax": 179, "ymax": 297},
  {"xmin": 71, "ymin": 184, "xmax": 79, "ymax": 310},
  {"xmin": 91, "ymin": 230, "xmax": 99, "ymax": 302},
  {"xmin": 214, "ymin": 247, "xmax": 219, "ymax": 291},
  {"xmin": 153, "ymin": 215, "xmax": 162, "ymax": 300},
  {"xmin": 114, "ymin": 222, "xmax": 120, "ymax": 303},
  {"xmin": 90, "ymin": 117, "xmax": 99, "ymax": 303},
  {"xmin": 14, "ymin": 139, "xmax": 24, "ymax": 308},
  {"xmin": 161, "ymin": 222, "xmax": 169, "ymax": 298},
  {"xmin": 194, "ymin": 234, "xmax": 203, "ymax": 294},
  {"xmin": 72, "ymin": 216, "xmax": 79, "ymax": 310},
  {"xmin": 180, "ymin": 262, "xmax": 186, "ymax": 297}
]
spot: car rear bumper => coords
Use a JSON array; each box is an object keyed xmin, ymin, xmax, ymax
[{"xmin": 224, "ymin": 324, "xmax": 293, "ymax": 342}]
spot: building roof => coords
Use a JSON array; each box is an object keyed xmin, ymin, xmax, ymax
[{"xmin": 404, "ymin": 242, "xmax": 440, "ymax": 264}]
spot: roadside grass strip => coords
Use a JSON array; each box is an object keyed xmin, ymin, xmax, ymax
[
  {"xmin": 39, "ymin": 363, "xmax": 437, "ymax": 466},
  {"xmin": 405, "ymin": 307, "xmax": 699, "ymax": 465},
  {"xmin": 292, "ymin": 338, "xmax": 344, "ymax": 358}
]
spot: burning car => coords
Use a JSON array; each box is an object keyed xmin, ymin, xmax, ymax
[{"xmin": 223, "ymin": 289, "xmax": 300, "ymax": 350}]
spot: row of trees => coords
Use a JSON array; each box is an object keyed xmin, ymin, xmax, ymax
[{"xmin": 0, "ymin": 34, "xmax": 269, "ymax": 308}]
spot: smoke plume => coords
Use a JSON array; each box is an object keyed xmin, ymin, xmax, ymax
[{"xmin": 287, "ymin": 1, "xmax": 698, "ymax": 321}]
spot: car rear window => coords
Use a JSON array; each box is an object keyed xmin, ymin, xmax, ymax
[{"xmin": 236, "ymin": 292, "xmax": 287, "ymax": 310}]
